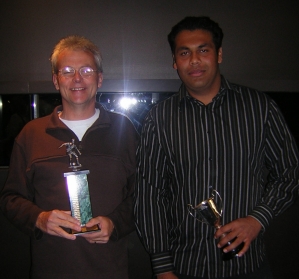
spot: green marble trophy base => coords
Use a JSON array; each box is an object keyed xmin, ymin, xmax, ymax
[{"xmin": 64, "ymin": 170, "xmax": 100, "ymax": 235}]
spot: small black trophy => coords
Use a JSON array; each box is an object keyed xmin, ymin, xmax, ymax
[{"xmin": 60, "ymin": 139, "xmax": 99, "ymax": 235}]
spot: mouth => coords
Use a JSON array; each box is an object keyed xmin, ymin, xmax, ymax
[
  {"xmin": 70, "ymin": 87, "xmax": 85, "ymax": 91},
  {"xmin": 189, "ymin": 69, "xmax": 205, "ymax": 77}
]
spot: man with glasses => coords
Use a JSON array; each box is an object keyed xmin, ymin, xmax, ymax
[{"xmin": 0, "ymin": 35, "xmax": 138, "ymax": 279}]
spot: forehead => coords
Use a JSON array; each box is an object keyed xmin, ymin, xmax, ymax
[
  {"xmin": 174, "ymin": 29, "xmax": 215, "ymax": 50},
  {"xmin": 57, "ymin": 49, "xmax": 96, "ymax": 67}
]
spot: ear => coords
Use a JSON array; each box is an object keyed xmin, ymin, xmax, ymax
[
  {"xmin": 172, "ymin": 55, "xmax": 178, "ymax": 70},
  {"xmin": 218, "ymin": 47, "xmax": 223, "ymax": 64},
  {"xmin": 97, "ymin": 73, "xmax": 103, "ymax": 88},
  {"xmin": 52, "ymin": 74, "xmax": 60, "ymax": 91}
]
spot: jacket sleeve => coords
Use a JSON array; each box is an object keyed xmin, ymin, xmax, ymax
[
  {"xmin": 107, "ymin": 120, "xmax": 139, "ymax": 240},
  {"xmin": 0, "ymin": 139, "xmax": 43, "ymax": 237},
  {"xmin": 107, "ymin": 172, "xmax": 136, "ymax": 240}
]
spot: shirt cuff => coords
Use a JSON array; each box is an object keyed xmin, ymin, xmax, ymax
[
  {"xmin": 249, "ymin": 204, "xmax": 275, "ymax": 230},
  {"xmin": 150, "ymin": 251, "xmax": 175, "ymax": 275}
]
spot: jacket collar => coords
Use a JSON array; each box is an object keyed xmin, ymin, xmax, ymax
[{"xmin": 46, "ymin": 102, "xmax": 111, "ymax": 132}]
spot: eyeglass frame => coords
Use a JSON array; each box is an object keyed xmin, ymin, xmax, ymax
[{"xmin": 57, "ymin": 66, "xmax": 98, "ymax": 78}]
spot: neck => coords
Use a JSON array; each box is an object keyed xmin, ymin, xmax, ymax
[
  {"xmin": 59, "ymin": 106, "xmax": 96, "ymax": 121},
  {"xmin": 188, "ymin": 74, "xmax": 221, "ymax": 105}
]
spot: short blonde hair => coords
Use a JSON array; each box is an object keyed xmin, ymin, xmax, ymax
[{"xmin": 50, "ymin": 35, "xmax": 103, "ymax": 74}]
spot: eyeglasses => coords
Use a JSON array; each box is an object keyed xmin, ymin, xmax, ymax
[{"xmin": 57, "ymin": 66, "xmax": 97, "ymax": 78}]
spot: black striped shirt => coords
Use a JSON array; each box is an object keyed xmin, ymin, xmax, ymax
[{"xmin": 134, "ymin": 77, "xmax": 299, "ymax": 278}]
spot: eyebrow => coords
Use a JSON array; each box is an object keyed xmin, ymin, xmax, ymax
[
  {"xmin": 198, "ymin": 43, "xmax": 209, "ymax": 48},
  {"xmin": 176, "ymin": 43, "xmax": 210, "ymax": 51}
]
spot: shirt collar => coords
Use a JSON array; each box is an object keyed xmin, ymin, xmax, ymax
[{"xmin": 178, "ymin": 75, "xmax": 229, "ymax": 108}]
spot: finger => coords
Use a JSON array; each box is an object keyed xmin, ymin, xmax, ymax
[
  {"xmin": 221, "ymin": 236, "xmax": 243, "ymax": 252},
  {"xmin": 47, "ymin": 218, "xmax": 81, "ymax": 234},
  {"xmin": 216, "ymin": 231, "xmax": 238, "ymax": 248},
  {"xmin": 43, "ymin": 220, "xmax": 77, "ymax": 240},
  {"xmin": 57, "ymin": 218, "xmax": 81, "ymax": 231},
  {"xmin": 86, "ymin": 216, "xmax": 101, "ymax": 228},
  {"xmin": 55, "ymin": 210, "xmax": 81, "ymax": 225},
  {"xmin": 214, "ymin": 225, "xmax": 233, "ymax": 239},
  {"xmin": 80, "ymin": 230, "xmax": 102, "ymax": 239},
  {"xmin": 234, "ymin": 240, "xmax": 250, "ymax": 257},
  {"xmin": 86, "ymin": 217, "xmax": 110, "ymax": 234},
  {"xmin": 80, "ymin": 230, "xmax": 110, "ymax": 244},
  {"xmin": 41, "ymin": 211, "xmax": 81, "ymax": 236},
  {"xmin": 53, "ymin": 227, "xmax": 77, "ymax": 240},
  {"xmin": 52, "ymin": 210, "xmax": 81, "ymax": 230}
]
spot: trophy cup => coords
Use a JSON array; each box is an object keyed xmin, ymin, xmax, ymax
[
  {"xmin": 187, "ymin": 190, "xmax": 244, "ymax": 261},
  {"xmin": 60, "ymin": 139, "xmax": 99, "ymax": 235}
]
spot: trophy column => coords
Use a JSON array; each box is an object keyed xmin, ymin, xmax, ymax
[{"xmin": 60, "ymin": 139, "xmax": 99, "ymax": 235}]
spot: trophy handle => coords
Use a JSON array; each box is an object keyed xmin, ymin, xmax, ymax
[
  {"xmin": 187, "ymin": 204, "xmax": 208, "ymax": 224},
  {"xmin": 187, "ymin": 189, "xmax": 223, "ymax": 226},
  {"xmin": 211, "ymin": 189, "xmax": 223, "ymax": 217}
]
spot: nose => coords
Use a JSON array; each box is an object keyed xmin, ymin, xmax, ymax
[
  {"xmin": 73, "ymin": 70, "xmax": 82, "ymax": 82},
  {"xmin": 190, "ymin": 52, "xmax": 201, "ymax": 66}
]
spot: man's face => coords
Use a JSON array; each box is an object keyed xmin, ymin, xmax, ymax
[
  {"xmin": 52, "ymin": 49, "xmax": 103, "ymax": 113},
  {"xmin": 173, "ymin": 29, "xmax": 222, "ymax": 99}
]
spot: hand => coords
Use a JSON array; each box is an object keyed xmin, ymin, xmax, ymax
[
  {"xmin": 157, "ymin": 272, "xmax": 178, "ymax": 279},
  {"xmin": 80, "ymin": 216, "xmax": 115, "ymax": 244},
  {"xmin": 36, "ymin": 210, "xmax": 81, "ymax": 240},
  {"xmin": 214, "ymin": 216, "xmax": 262, "ymax": 257}
]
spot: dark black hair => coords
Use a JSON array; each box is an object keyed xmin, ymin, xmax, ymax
[{"xmin": 167, "ymin": 16, "xmax": 223, "ymax": 54}]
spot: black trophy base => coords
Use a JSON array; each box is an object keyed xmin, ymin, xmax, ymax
[
  {"xmin": 222, "ymin": 239, "xmax": 244, "ymax": 261},
  {"xmin": 71, "ymin": 224, "xmax": 100, "ymax": 235}
]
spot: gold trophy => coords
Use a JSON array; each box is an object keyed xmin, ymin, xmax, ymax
[
  {"xmin": 60, "ymin": 139, "xmax": 99, "ymax": 235},
  {"xmin": 188, "ymin": 189, "xmax": 244, "ymax": 261}
]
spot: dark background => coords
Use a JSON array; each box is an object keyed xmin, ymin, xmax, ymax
[{"xmin": 0, "ymin": 0, "xmax": 298, "ymax": 93}]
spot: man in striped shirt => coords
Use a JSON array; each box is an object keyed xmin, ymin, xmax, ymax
[{"xmin": 134, "ymin": 16, "xmax": 299, "ymax": 279}]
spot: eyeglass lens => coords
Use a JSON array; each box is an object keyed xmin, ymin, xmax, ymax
[{"xmin": 59, "ymin": 67, "xmax": 95, "ymax": 77}]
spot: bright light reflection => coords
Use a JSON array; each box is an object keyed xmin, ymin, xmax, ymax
[
  {"xmin": 119, "ymin": 97, "xmax": 137, "ymax": 110},
  {"xmin": 67, "ymin": 176, "xmax": 78, "ymax": 197}
]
